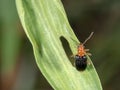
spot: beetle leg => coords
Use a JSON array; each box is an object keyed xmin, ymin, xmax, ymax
[
  {"xmin": 87, "ymin": 60, "xmax": 91, "ymax": 65},
  {"xmin": 86, "ymin": 52, "xmax": 92, "ymax": 56},
  {"xmin": 70, "ymin": 54, "xmax": 75, "ymax": 57},
  {"xmin": 85, "ymin": 49, "xmax": 89, "ymax": 51}
]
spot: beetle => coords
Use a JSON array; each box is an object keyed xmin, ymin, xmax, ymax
[{"xmin": 74, "ymin": 32, "xmax": 94, "ymax": 71}]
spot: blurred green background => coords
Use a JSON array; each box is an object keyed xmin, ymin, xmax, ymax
[{"xmin": 1, "ymin": 0, "xmax": 120, "ymax": 90}]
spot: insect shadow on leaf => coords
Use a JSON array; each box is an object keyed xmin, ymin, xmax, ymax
[{"xmin": 60, "ymin": 36, "xmax": 74, "ymax": 66}]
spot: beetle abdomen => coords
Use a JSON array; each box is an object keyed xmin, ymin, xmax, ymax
[{"xmin": 75, "ymin": 55, "xmax": 87, "ymax": 71}]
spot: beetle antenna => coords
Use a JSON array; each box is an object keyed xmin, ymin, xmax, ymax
[{"xmin": 82, "ymin": 32, "xmax": 94, "ymax": 45}]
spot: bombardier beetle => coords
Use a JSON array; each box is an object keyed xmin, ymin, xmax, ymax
[{"xmin": 74, "ymin": 32, "xmax": 94, "ymax": 71}]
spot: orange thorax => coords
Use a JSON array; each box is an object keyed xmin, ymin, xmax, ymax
[{"xmin": 77, "ymin": 44, "xmax": 86, "ymax": 57}]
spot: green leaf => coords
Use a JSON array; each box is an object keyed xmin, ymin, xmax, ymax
[{"xmin": 16, "ymin": 0, "xmax": 102, "ymax": 90}]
